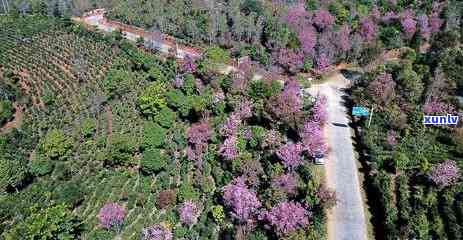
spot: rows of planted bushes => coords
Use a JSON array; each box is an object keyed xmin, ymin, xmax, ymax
[{"xmin": 0, "ymin": 15, "xmax": 335, "ymax": 239}]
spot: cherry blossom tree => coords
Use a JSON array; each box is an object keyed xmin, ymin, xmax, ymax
[
  {"xmin": 223, "ymin": 178, "xmax": 261, "ymax": 222},
  {"xmin": 312, "ymin": 9, "xmax": 335, "ymax": 31},
  {"xmin": 187, "ymin": 122, "xmax": 211, "ymax": 145},
  {"xmin": 386, "ymin": 130, "xmax": 398, "ymax": 147},
  {"xmin": 276, "ymin": 143, "xmax": 304, "ymax": 170},
  {"xmin": 367, "ymin": 73, "xmax": 396, "ymax": 104},
  {"xmin": 97, "ymin": 202, "xmax": 126, "ymax": 230},
  {"xmin": 141, "ymin": 224, "xmax": 172, "ymax": 240},
  {"xmin": 285, "ymin": 3, "xmax": 309, "ymax": 29},
  {"xmin": 359, "ymin": 17, "xmax": 377, "ymax": 42},
  {"xmin": 316, "ymin": 52, "xmax": 330, "ymax": 72},
  {"xmin": 179, "ymin": 201, "xmax": 201, "ymax": 226},
  {"xmin": 417, "ymin": 14, "xmax": 431, "ymax": 40},
  {"xmin": 311, "ymin": 96, "xmax": 328, "ymax": 124},
  {"xmin": 429, "ymin": 160, "xmax": 460, "ymax": 187},
  {"xmin": 219, "ymin": 135, "xmax": 238, "ymax": 160},
  {"xmin": 336, "ymin": 24, "xmax": 352, "ymax": 52},
  {"xmin": 400, "ymin": 9, "xmax": 417, "ymax": 39},
  {"xmin": 300, "ymin": 121, "xmax": 327, "ymax": 156},
  {"xmin": 219, "ymin": 113, "xmax": 241, "ymax": 137},
  {"xmin": 298, "ymin": 25, "xmax": 317, "ymax": 54},
  {"xmin": 259, "ymin": 201, "xmax": 309, "ymax": 236},
  {"xmin": 271, "ymin": 174, "xmax": 298, "ymax": 195}
]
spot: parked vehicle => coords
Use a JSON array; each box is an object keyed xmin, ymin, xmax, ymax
[{"xmin": 314, "ymin": 151, "xmax": 325, "ymax": 165}]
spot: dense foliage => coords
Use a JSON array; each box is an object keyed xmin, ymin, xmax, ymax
[
  {"xmin": 0, "ymin": 12, "xmax": 331, "ymax": 239},
  {"xmin": 1, "ymin": 0, "xmax": 462, "ymax": 239}
]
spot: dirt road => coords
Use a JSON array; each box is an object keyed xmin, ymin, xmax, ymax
[{"xmin": 308, "ymin": 72, "xmax": 368, "ymax": 240}]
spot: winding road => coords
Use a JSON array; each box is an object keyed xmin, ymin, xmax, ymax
[{"xmin": 308, "ymin": 72, "xmax": 368, "ymax": 240}]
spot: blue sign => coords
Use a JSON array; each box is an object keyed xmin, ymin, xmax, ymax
[{"xmin": 352, "ymin": 106, "xmax": 369, "ymax": 116}]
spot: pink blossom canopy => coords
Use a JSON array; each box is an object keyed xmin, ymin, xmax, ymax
[{"xmin": 97, "ymin": 202, "xmax": 126, "ymax": 229}]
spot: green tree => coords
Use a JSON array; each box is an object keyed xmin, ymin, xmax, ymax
[
  {"xmin": 39, "ymin": 129, "xmax": 73, "ymax": 161},
  {"xmin": 0, "ymin": 100, "xmax": 14, "ymax": 124},
  {"xmin": 143, "ymin": 121, "xmax": 167, "ymax": 148},
  {"xmin": 141, "ymin": 148, "xmax": 168, "ymax": 174},
  {"xmin": 0, "ymin": 155, "xmax": 26, "ymax": 191},
  {"xmin": 2, "ymin": 204, "xmax": 83, "ymax": 239},
  {"xmin": 102, "ymin": 68, "xmax": 134, "ymax": 99},
  {"xmin": 138, "ymin": 81, "xmax": 167, "ymax": 117},
  {"xmin": 105, "ymin": 133, "xmax": 137, "ymax": 166}
]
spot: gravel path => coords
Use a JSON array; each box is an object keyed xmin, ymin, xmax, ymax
[{"xmin": 308, "ymin": 73, "xmax": 367, "ymax": 240}]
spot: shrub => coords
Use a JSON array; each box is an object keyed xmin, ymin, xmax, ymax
[
  {"xmin": 29, "ymin": 153, "xmax": 54, "ymax": 176},
  {"xmin": 39, "ymin": 129, "xmax": 73, "ymax": 161},
  {"xmin": 80, "ymin": 118, "xmax": 96, "ymax": 138},
  {"xmin": 178, "ymin": 183, "xmax": 200, "ymax": 202},
  {"xmin": 53, "ymin": 182, "xmax": 85, "ymax": 208},
  {"xmin": 102, "ymin": 69, "xmax": 134, "ymax": 99},
  {"xmin": 211, "ymin": 205, "xmax": 225, "ymax": 224},
  {"xmin": 154, "ymin": 107, "xmax": 177, "ymax": 128},
  {"xmin": 138, "ymin": 81, "xmax": 167, "ymax": 117},
  {"xmin": 106, "ymin": 133, "xmax": 137, "ymax": 166},
  {"xmin": 0, "ymin": 100, "xmax": 14, "ymax": 124},
  {"xmin": 141, "ymin": 148, "xmax": 168, "ymax": 173},
  {"xmin": 143, "ymin": 122, "xmax": 167, "ymax": 148},
  {"xmin": 156, "ymin": 190, "xmax": 177, "ymax": 209},
  {"xmin": 0, "ymin": 155, "xmax": 26, "ymax": 191}
]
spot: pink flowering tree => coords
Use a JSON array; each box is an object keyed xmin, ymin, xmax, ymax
[
  {"xmin": 271, "ymin": 174, "xmax": 298, "ymax": 195},
  {"xmin": 423, "ymin": 97, "xmax": 454, "ymax": 114},
  {"xmin": 141, "ymin": 224, "xmax": 172, "ymax": 240},
  {"xmin": 180, "ymin": 55, "xmax": 197, "ymax": 73},
  {"xmin": 268, "ymin": 79, "xmax": 303, "ymax": 124},
  {"xmin": 219, "ymin": 113, "xmax": 241, "ymax": 137},
  {"xmin": 359, "ymin": 17, "xmax": 377, "ymax": 42},
  {"xmin": 400, "ymin": 9, "xmax": 417, "ymax": 39},
  {"xmin": 219, "ymin": 135, "xmax": 239, "ymax": 160},
  {"xmin": 273, "ymin": 48, "xmax": 305, "ymax": 73},
  {"xmin": 276, "ymin": 143, "xmax": 304, "ymax": 170},
  {"xmin": 429, "ymin": 4, "xmax": 443, "ymax": 33},
  {"xmin": 179, "ymin": 201, "xmax": 201, "ymax": 226},
  {"xmin": 310, "ymin": 96, "xmax": 328, "ymax": 124},
  {"xmin": 97, "ymin": 202, "xmax": 126, "ymax": 230},
  {"xmin": 429, "ymin": 160, "xmax": 460, "ymax": 187},
  {"xmin": 223, "ymin": 178, "xmax": 261, "ymax": 223},
  {"xmin": 186, "ymin": 122, "xmax": 211, "ymax": 167},
  {"xmin": 417, "ymin": 14, "xmax": 431, "ymax": 40},
  {"xmin": 259, "ymin": 201, "xmax": 309, "ymax": 236},
  {"xmin": 298, "ymin": 25, "xmax": 317, "ymax": 54},
  {"xmin": 337, "ymin": 25, "xmax": 352, "ymax": 52},
  {"xmin": 285, "ymin": 3, "xmax": 309, "ymax": 30},
  {"xmin": 300, "ymin": 121, "xmax": 328, "ymax": 156},
  {"xmin": 316, "ymin": 184, "xmax": 337, "ymax": 209},
  {"xmin": 367, "ymin": 73, "xmax": 396, "ymax": 104},
  {"xmin": 316, "ymin": 52, "xmax": 331, "ymax": 72},
  {"xmin": 312, "ymin": 9, "xmax": 335, "ymax": 31},
  {"xmin": 386, "ymin": 130, "xmax": 398, "ymax": 147}
]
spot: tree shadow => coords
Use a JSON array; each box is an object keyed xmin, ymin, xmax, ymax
[{"xmin": 340, "ymin": 88, "xmax": 386, "ymax": 240}]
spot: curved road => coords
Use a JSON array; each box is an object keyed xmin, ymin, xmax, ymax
[{"xmin": 308, "ymin": 72, "xmax": 368, "ymax": 240}]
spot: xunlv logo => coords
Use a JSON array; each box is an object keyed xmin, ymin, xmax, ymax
[{"xmin": 423, "ymin": 114, "xmax": 459, "ymax": 125}]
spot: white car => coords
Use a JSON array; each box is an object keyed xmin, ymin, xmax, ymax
[{"xmin": 314, "ymin": 152, "xmax": 325, "ymax": 165}]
